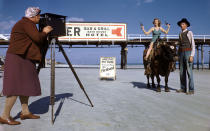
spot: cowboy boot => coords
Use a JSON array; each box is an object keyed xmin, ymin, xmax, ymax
[
  {"xmin": 176, "ymin": 89, "xmax": 186, "ymax": 93},
  {"xmin": 186, "ymin": 90, "xmax": 194, "ymax": 95}
]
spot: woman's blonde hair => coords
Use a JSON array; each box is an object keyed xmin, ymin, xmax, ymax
[{"xmin": 153, "ymin": 18, "xmax": 161, "ymax": 27}]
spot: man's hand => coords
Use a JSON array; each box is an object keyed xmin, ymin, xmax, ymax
[
  {"xmin": 189, "ymin": 56, "xmax": 194, "ymax": 63},
  {"xmin": 43, "ymin": 26, "xmax": 53, "ymax": 34}
]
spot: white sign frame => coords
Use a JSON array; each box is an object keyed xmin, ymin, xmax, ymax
[{"xmin": 100, "ymin": 57, "xmax": 116, "ymax": 80}]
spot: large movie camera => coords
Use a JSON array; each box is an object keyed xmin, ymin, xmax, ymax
[
  {"xmin": 39, "ymin": 13, "xmax": 66, "ymax": 37},
  {"xmin": 37, "ymin": 13, "xmax": 67, "ymax": 71}
]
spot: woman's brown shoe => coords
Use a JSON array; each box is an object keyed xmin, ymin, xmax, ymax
[
  {"xmin": 20, "ymin": 113, "xmax": 40, "ymax": 120},
  {"xmin": 0, "ymin": 117, "xmax": 21, "ymax": 125}
]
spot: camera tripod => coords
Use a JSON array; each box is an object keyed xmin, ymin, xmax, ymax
[{"xmin": 38, "ymin": 37, "xmax": 94, "ymax": 124}]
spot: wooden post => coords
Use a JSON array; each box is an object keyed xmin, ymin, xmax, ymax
[
  {"xmin": 120, "ymin": 46, "xmax": 124, "ymax": 69},
  {"xmin": 125, "ymin": 47, "xmax": 128, "ymax": 69},
  {"xmin": 196, "ymin": 45, "xmax": 199, "ymax": 70},
  {"xmin": 209, "ymin": 51, "xmax": 210, "ymax": 70},
  {"xmin": 201, "ymin": 44, "xmax": 204, "ymax": 70},
  {"xmin": 120, "ymin": 43, "xmax": 127, "ymax": 69}
]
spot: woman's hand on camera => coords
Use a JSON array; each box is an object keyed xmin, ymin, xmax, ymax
[{"xmin": 43, "ymin": 26, "xmax": 53, "ymax": 34}]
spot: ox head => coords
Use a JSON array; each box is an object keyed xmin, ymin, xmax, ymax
[
  {"xmin": 158, "ymin": 41, "xmax": 178, "ymax": 62},
  {"xmin": 167, "ymin": 42, "xmax": 177, "ymax": 57}
]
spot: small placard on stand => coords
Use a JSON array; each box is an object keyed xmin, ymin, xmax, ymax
[{"xmin": 100, "ymin": 57, "xmax": 116, "ymax": 80}]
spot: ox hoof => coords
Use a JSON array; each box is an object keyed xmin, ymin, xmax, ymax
[
  {"xmin": 147, "ymin": 84, "xmax": 151, "ymax": 88},
  {"xmin": 156, "ymin": 87, "xmax": 161, "ymax": 92},
  {"xmin": 152, "ymin": 84, "xmax": 156, "ymax": 88}
]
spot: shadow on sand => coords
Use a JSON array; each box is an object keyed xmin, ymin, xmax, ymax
[
  {"xmin": 130, "ymin": 81, "xmax": 177, "ymax": 92},
  {"xmin": 13, "ymin": 93, "xmax": 73, "ymax": 120},
  {"xmin": 13, "ymin": 92, "xmax": 91, "ymax": 123}
]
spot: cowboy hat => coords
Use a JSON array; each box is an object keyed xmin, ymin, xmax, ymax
[{"xmin": 177, "ymin": 18, "xmax": 190, "ymax": 27}]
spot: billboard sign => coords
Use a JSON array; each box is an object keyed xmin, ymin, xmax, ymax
[{"xmin": 58, "ymin": 23, "xmax": 127, "ymax": 41}]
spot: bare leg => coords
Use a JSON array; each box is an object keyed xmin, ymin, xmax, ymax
[
  {"xmin": 19, "ymin": 96, "xmax": 40, "ymax": 120},
  {"xmin": 145, "ymin": 42, "xmax": 154, "ymax": 60},
  {"xmin": 145, "ymin": 43, "xmax": 153, "ymax": 75},
  {"xmin": 1, "ymin": 96, "xmax": 18, "ymax": 119},
  {"xmin": 19, "ymin": 96, "xmax": 30, "ymax": 115}
]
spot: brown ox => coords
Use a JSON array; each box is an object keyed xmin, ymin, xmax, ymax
[{"xmin": 143, "ymin": 39, "xmax": 177, "ymax": 92}]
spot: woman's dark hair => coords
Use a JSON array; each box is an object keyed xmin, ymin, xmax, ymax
[{"xmin": 153, "ymin": 18, "xmax": 161, "ymax": 27}]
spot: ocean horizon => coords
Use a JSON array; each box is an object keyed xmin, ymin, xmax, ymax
[{"xmin": 0, "ymin": 46, "xmax": 210, "ymax": 65}]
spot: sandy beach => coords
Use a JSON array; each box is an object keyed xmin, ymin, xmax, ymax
[{"xmin": 0, "ymin": 68, "xmax": 210, "ymax": 131}]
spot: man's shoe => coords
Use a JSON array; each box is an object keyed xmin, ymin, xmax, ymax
[
  {"xmin": 20, "ymin": 112, "xmax": 40, "ymax": 120},
  {"xmin": 186, "ymin": 91, "xmax": 194, "ymax": 95},
  {"xmin": 0, "ymin": 117, "xmax": 21, "ymax": 125},
  {"xmin": 176, "ymin": 89, "xmax": 186, "ymax": 93}
]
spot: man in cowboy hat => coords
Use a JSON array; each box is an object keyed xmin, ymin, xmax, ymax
[{"xmin": 176, "ymin": 18, "xmax": 195, "ymax": 95}]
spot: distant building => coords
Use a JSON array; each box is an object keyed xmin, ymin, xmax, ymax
[{"xmin": 45, "ymin": 58, "xmax": 65, "ymax": 65}]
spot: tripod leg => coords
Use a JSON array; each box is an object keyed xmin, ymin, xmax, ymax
[
  {"xmin": 57, "ymin": 42, "xmax": 94, "ymax": 107},
  {"xmin": 50, "ymin": 38, "xmax": 56, "ymax": 124}
]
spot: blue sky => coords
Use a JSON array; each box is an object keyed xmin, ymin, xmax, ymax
[
  {"xmin": 1, "ymin": 0, "xmax": 210, "ymax": 34},
  {"xmin": 0, "ymin": 0, "xmax": 210, "ymax": 64}
]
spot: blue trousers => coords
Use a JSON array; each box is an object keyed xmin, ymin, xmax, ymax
[{"xmin": 179, "ymin": 51, "xmax": 194, "ymax": 91}]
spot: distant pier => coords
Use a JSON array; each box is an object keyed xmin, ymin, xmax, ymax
[{"xmin": 1, "ymin": 34, "xmax": 210, "ymax": 70}]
